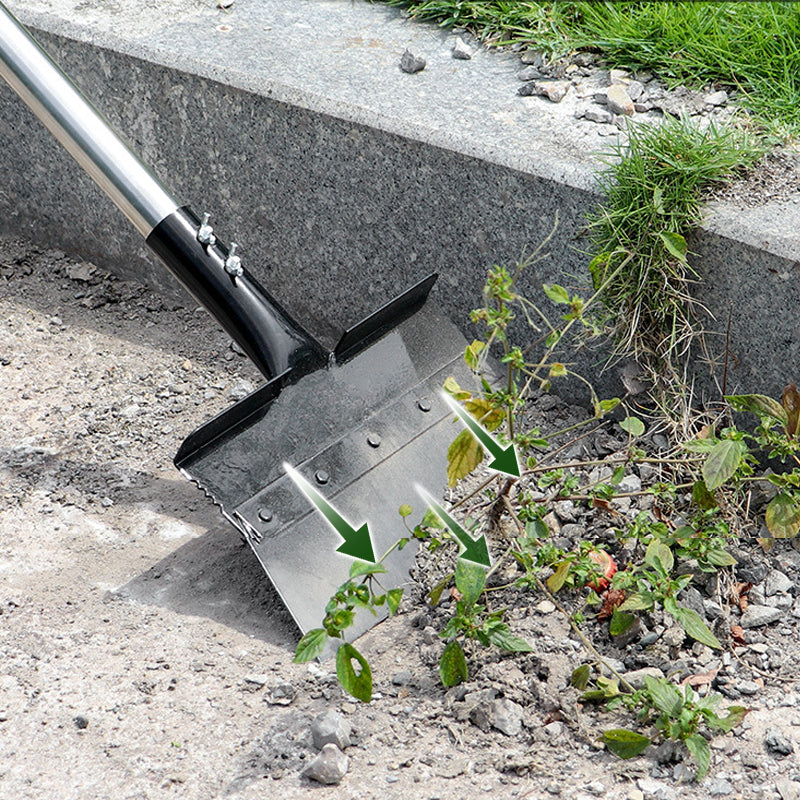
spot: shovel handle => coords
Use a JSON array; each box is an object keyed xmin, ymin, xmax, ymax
[{"xmin": 0, "ymin": 2, "xmax": 326, "ymax": 380}]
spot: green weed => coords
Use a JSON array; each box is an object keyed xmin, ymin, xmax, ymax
[{"xmin": 587, "ymin": 116, "xmax": 761, "ymax": 371}]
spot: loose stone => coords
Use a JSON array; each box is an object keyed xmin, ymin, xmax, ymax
[
  {"xmin": 534, "ymin": 80, "xmax": 570, "ymax": 104},
  {"xmin": 452, "ymin": 38, "xmax": 472, "ymax": 60},
  {"xmin": 706, "ymin": 778, "xmax": 734, "ymax": 796},
  {"xmin": 706, "ymin": 90, "xmax": 729, "ymax": 106},
  {"xmin": 266, "ymin": 682, "xmax": 296, "ymax": 705},
  {"xmin": 400, "ymin": 49, "xmax": 426, "ymax": 74},
  {"xmin": 520, "ymin": 49, "xmax": 545, "ymax": 67},
  {"xmin": 489, "ymin": 698, "xmax": 524, "ymax": 736},
  {"xmin": 622, "ymin": 667, "xmax": 664, "ymax": 690},
  {"xmin": 303, "ymin": 743, "xmax": 349, "ymax": 785},
  {"xmin": 765, "ymin": 729, "xmax": 795, "ymax": 756},
  {"xmin": 606, "ymin": 84, "xmax": 635, "ymax": 116},
  {"xmin": 229, "ymin": 378, "xmax": 255, "ymax": 401},
  {"xmin": 765, "ymin": 569, "xmax": 793, "ymax": 596},
  {"xmin": 518, "ymin": 65, "xmax": 543, "ymax": 81},
  {"xmin": 582, "ymin": 106, "xmax": 612, "ymax": 124},
  {"xmin": 735, "ymin": 680, "xmax": 761, "ymax": 696},
  {"xmin": 740, "ymin": 605, "xmax": 783, "ymax": 629},
  {"xmin": 311, "ymin": 710, "xmax": 352, "ymax": 751}
]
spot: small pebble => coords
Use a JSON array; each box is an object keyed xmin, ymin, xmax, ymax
[
  {"xmin": 400, "ymin": 49, "xmax": 426, "ymax": 74},
  {"xmin": 452, "ymin": 38, "xmax": 472, "ymax": 60},
  {"xmin": 303, "ymin": 743, "xmax": 348, "ymax": 785},
  {"xmin": 311, "ymin": 710, "xmax": 351, "ymax": 751}
]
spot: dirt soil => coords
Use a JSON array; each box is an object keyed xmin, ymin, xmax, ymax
[{"xmin": 3, "ymin": 238, "xmax": 800, "ymax": 800}]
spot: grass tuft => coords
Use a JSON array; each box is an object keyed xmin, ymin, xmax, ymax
[{"xmin": 587, "ymin": 116, "xmax": 763, "ymax": 369}]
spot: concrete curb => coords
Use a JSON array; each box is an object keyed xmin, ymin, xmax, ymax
[{"xmin": 2, "ymin": 0, "xmax": 800, "ymax": 397}]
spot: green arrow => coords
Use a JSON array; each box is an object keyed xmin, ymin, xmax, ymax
[
  {"xmin": 441, "ymin": 392, "xmax": 520, "ymax": 478},
  {"xmin": 415, "ymin": 485, "xmax": 491, "ymax": 568},
  {"xmin": 283, "ymin": 463, "xmax": 376, "ymax": 562}
]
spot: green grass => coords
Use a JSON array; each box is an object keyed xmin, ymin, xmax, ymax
[
  {"xmin": 587, "ymin": 116, "xmax": 762, "ymax": 367},
  {"xmin": 374, "ymin": 1, "xmax": 800, "ymax": 134}
]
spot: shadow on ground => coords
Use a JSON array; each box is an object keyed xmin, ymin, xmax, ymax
[
  {"xmin": 113, "ymin": 524, "xmax": 300, "ymax": 649},
  {"xmin": 0, "ymin": 443, "xmax": 299, "ymax": 649}
]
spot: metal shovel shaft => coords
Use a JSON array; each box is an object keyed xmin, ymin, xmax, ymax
[
  {"xmin": 0, "ymin": 3, "xmax": 175, "ymax": 237},
  {"xmin": 0, "ymin": 2, "xmax": 326, "ymax": 381}
]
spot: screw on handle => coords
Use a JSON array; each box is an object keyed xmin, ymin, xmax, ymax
[{"xmin": 197, "ymin": 212, "xmax": 216, "ymax": 246}]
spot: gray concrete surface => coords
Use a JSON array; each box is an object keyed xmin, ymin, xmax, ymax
[{"xmin": 2, "ymin": 0, "xmax": 800, "ymax": 398}]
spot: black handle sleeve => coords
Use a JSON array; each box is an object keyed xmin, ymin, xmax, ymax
[{"xmin": 146, "ymin": 207, "xmax": 327, "ymax": 381}]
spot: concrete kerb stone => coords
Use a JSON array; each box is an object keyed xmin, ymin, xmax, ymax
[{"xmin": 1, "ymin": 0, "xmax": 799, "ymax": 399}]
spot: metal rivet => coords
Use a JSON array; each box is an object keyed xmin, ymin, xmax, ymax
[
  {"xmin": 314, "ymin": 470, "xmax": 330, "ymax": 485},
  {"xmin": 258, "ymin": 507, "xmax": 273, "ymax": 523},
  {"xmin": 367, "ymin": 433, "xmax": 381, "ymax": 448},
  {"xmin": 417, "ymin": 397, "xmax": 432, "ymax": 412}
]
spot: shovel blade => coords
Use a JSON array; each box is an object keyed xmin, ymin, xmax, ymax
[{"xmin": 175, "ymin": 302, "xmax": 473, "ymax": 639}]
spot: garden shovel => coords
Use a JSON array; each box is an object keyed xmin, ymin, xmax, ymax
[{"xmin": 0, "ymin": 3, "xmax": 475, "ymax": 639}]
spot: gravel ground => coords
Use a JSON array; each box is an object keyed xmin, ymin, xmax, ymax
[{"xmin": 3, "ymin": 235, "xmax": 800, "ymax": 800}]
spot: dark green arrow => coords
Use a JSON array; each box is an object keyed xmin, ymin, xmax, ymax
[
  {"xmin": 415, "ymin": 485, "xmax": 491, "ymax": 568},
  {"xmin": 283, "ymin": 462, "xmax": 376, "ymax": 562},
  {"xmin": 442, "ymin": 392, "xmax": 520, "ymax": 478}
]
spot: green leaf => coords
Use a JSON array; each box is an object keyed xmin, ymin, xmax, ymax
[
  {"xmin": 674, "ymin": 606, "xmax": 721, "ymax": 649},
  {"xmin": 707, "ymin": 705, "xmax": 748, "ymax": 733},
  {"xmin": 293, "ymin": 628, "xmax": 328, "ymax": 663},
  {"xmin": 439, "ymin": 640, "xmax": 468, "ymax": 687},
  {"xmin": 455, "ymin": 559, "xmax": 486, "ymax": 607},
  {"xmin": 601, "ymin": 729, "xmax": 651, "ymax": 759},
  {"xmin": 549, "ymin": 362, "xmax": 568, "ymax": 378},
  {"xmin": 442, "ymin": 376, "xmax": 471, "ymax": 401},
  {"xmin": 619, "ymin": 591, "xmax": 655, "ymax": 612},
  {"xmin": 765, "ymin": 493, "xmax": 800, "ymax": 538},
  {"xmin": 463, "ymin": 396, "xmax": 505, "ymax": 431},
  {"xmin": 596, "ymin": 397, "xmax": 621, "ymax": 416},
  {"xmin": 485, "ymin": 622, "xmax": 533, "ymax": 653},
  {"xmin": 609, "ymin": 609, "xmax": 636, "ymax": 636},
  {"xmin": 658, "ymin": 230, "xmax": 688, "ymax": 262},
  {"xmin": 705, "ymin": 547, "xmax": 737, "ymax": 567},
  {"xmin": 464, "ymin": 339, "xmax": 486, "ymax": 371},
  {"xmin": 691, "ymin": 479, "xmax": 717, "ymax": 510},
  {"xmin": 546, "ymin": 559, "xmax": 571, "ymax": 593},
  {"xmin": 702, "ymin": 439, "xmax": 743, "ymax": 491},
  {"xmin": 349, "ymin": 561, "xmax": 388, "ymax": 579},
  {"xmin": 387, "ymin": 588, "xmax": 404, "ymax": 615},
  {"xmin": 543, "ymin": 283, "xmax": 570, "ymax": 304},
  {"xmin": 643, "ymin": 676, "xmax": 683, "ymax": 717},
  {"xmin": 685, "ymin": 733, "xmax": 711, "ymax": 780},
  {"xmin": 683, "ymin": 438, "xmax": 718, "ymax": 453},
  {"xmin": 525, "ymin": 518, "xmax": 548, "ymax": 540},
  {"xmin": 644, "ymin": 539, "xmax": 674, "ymax": 574},
  {"xmin": 398, "ymin": 503, "xmax": 413, "ymax": 518},
  {"xmin": 619, "ymin": 416, "xmax": 645, "ymax": 437},
  {"xmin": 726, "ymin": 393, "xmax": 788, "ymax": 426},
  {"xmin": 571, "ymin": 664, "xmax": 592, "ymax": 690},
  {"xmin": 428, "ymin": 573, "xmax": 453, "ymax": 606},
  {"xmin": 336, "ymin": 643, "xmax": 372, "ymax": 702},
  {"xmin": 611, "ymin": 465, "xmax": 626, "ymax": 485},
  {"xmin": 447, "ymin": 429, "xmax": 484, "ymax": 487}
]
